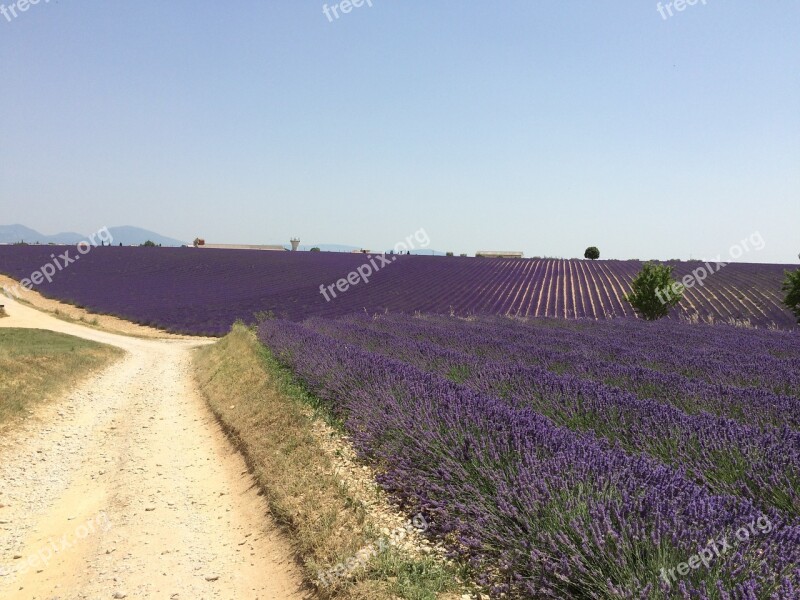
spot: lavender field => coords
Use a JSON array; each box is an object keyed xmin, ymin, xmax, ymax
[
  {"xmin": 0, "ymin": 246, "xmax": 795, "ymax": 335},
  {"xmin": 259, "ymin": 314, "xmax": 800, "ymax": 598},
  {"xmin": 1, "ymin": 244, "xmax": 799, "ymax": 596}
]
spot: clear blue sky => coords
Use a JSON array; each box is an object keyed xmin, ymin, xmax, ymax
[{"xmin": 1, "ymin": 1, "xmax": 798, "ymax": 262}]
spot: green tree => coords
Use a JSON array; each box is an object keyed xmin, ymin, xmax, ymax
[
  {"xmin": 625, "ymin": 262, "xmax": 683, "ymax": 320},
  {"xmin": 783, "ymin": 268, "xmax": 800, "ymax": 323},
  {"xmin": 584, "ymin": 246, "xmax": 600, "ymax": 260},
  {"xmin": 142, "ymin": 240, "xmax": 156, "ymax": 247},
  {"xmin": 310, "ymin": 247, "xmax": 321, "ymax": 252}
]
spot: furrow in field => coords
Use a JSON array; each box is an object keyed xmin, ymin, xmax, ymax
[
  {"xmin": 583, "ymin": 261, "xmax": 610, "ymax": 318},
  {"xmin": 535, "ymin": 260, "xmax": 553, "ymax": 317},
  {"xmin": 506, "ymin": 258, "xmax": 537, "ymax": 316},
  {"xmin": 597, "ymin": 261, "xmax": 631, "ymax": 317},
  {"xmin": 575, "ymin": 259, "xmax": 599, "ymax": 319}
]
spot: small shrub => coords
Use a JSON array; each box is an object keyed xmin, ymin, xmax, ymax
[
  {"xmin": 782, "ymin": 268, "xmax": 800, "ymax": 323},
  {"xmin": 625, "ymin": 262, "xmax": 683, "ymax": 320}
]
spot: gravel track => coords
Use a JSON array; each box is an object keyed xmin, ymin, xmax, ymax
[{"xmin": 0, "ymin": 296, "xmax": 306, "ymax": 600}]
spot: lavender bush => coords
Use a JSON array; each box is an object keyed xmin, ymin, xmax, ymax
[{"xmin": 258, "ymin": 317, "xmax": 800, "ymax": 598}]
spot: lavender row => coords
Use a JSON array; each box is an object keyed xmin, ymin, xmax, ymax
[
  {"xmin": 490, "ymin": 316, "xmax": 800, "ymax": 395},
  {"xmin": 300, "ymin": 315, "xmax": 800, "ymax": 517},
  {"xmin": 258, "ymin": 319, "xmax": 800, "ymax": 598},
  {"xmin": 351, "ymin": 312, "xmax": 800, "ymax": 397},
  {"xmin": 321, "ymin": 314, "xmax": 800, "ymax": 427}
]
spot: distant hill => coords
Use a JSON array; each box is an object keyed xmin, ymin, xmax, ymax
[
  {"xmin": 0, "ymin": 224, "xmax": 85, "ymax": 245},
  {"xmin": 104, "ymin": 226, "xmax": 186, "ymax": 247},
  {"xmin": 0, "ymin": 225, "xmax": 186, "ymax": 247}
]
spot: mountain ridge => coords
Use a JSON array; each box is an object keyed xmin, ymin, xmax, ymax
[{"xmin": 0, "ymin": 225, "xmax": 186, "ymax": 247}]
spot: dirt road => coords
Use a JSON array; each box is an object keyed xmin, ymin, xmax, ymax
[{"xmin": 0, "ymin": 296, "xmax": 306, "ymax": 599}]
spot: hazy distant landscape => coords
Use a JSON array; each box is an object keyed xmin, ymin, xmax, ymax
[{"xmin": 0, "ymin": 224, "xmax": 186, "ymax": 247}]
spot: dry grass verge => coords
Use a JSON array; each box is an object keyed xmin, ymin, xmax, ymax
[
  {"xmin": 193, "ymin": 324, "xmax": 464, "ymax": 600},
  {"xmin": 0, "ymin": 328, "xmax": 123, "ymax": 427}
]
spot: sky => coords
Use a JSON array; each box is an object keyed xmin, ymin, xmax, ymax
[{"xmin": 0, "ymin": 1, "xmax": 798, "ymax": 263}]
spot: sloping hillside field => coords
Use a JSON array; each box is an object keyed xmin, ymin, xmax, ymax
[
  {"xmin": 259, "ymin": 314, "xmax": 800, "ymax": 598},
  {"xmin": 0, "ymin": 246, "xmax": 794, "ymax": 334}
]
